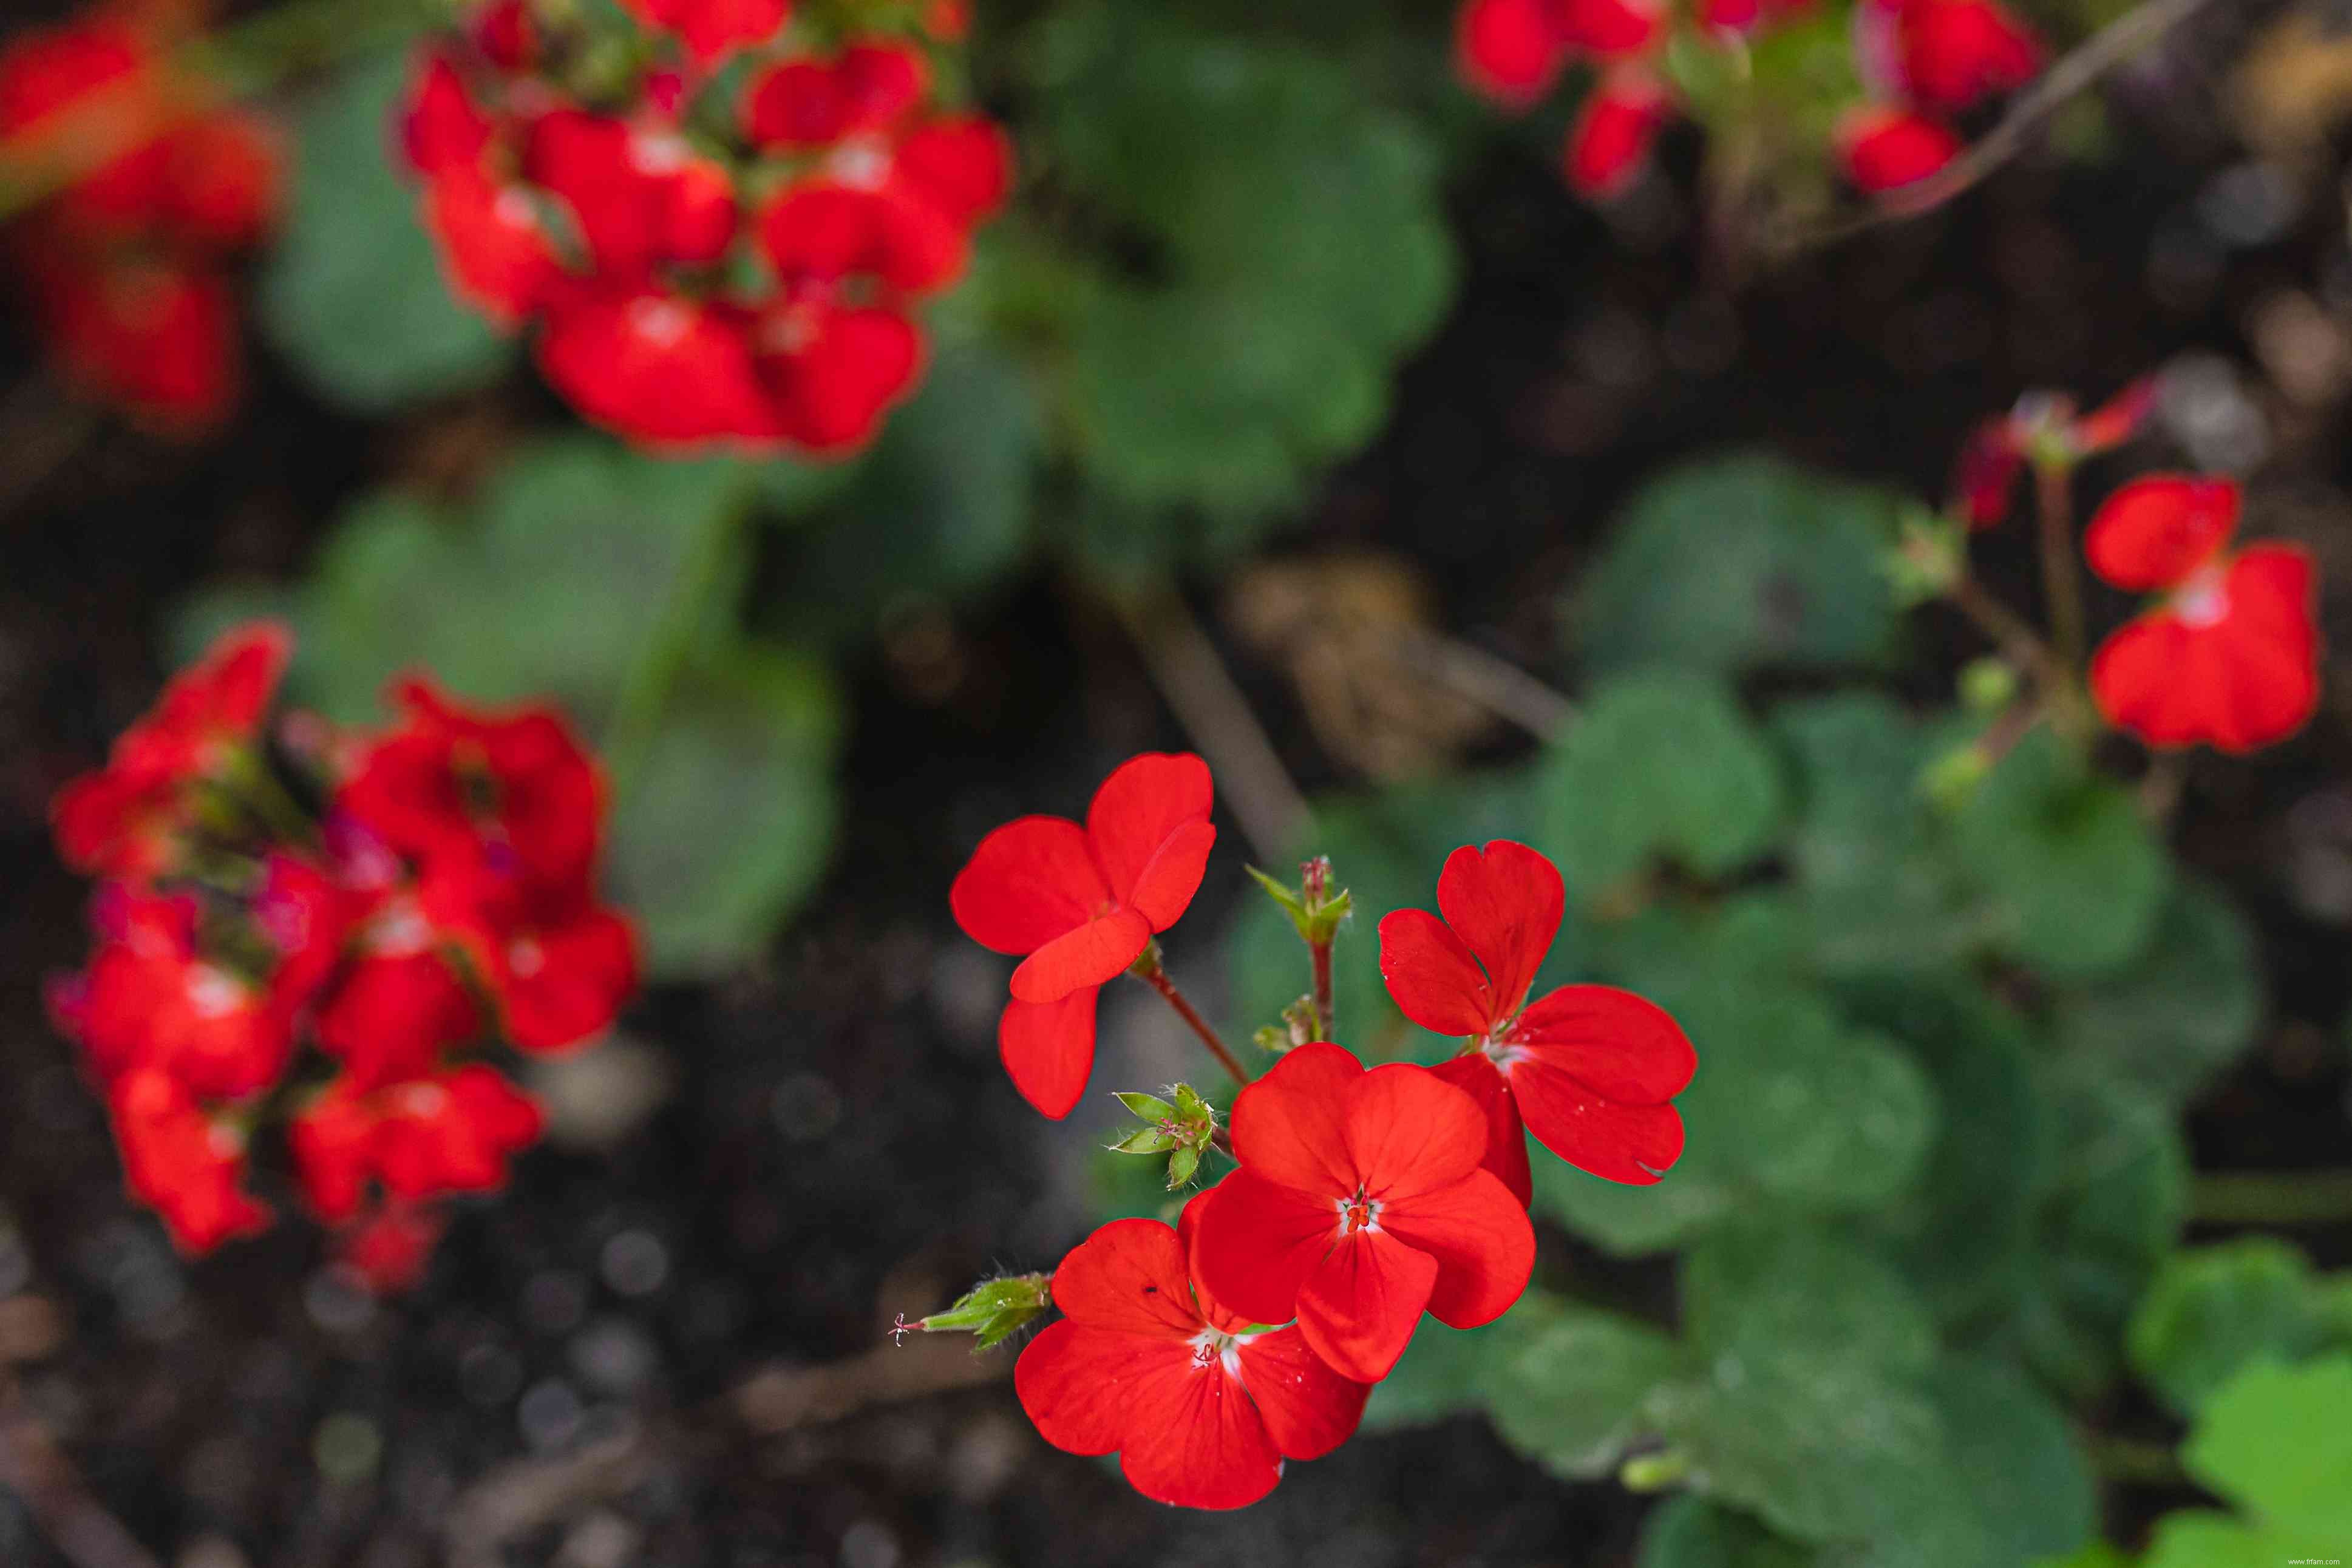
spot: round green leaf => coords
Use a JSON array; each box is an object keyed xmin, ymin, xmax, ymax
[
  {"xmin": 2129, "ymin": 1239, "xmax": 2352, "ymax": 1417},
  {"xmin": 260, "ymin": 50, "xmax": 513, "ymax": 410},
  {"xmin": 2053, "ymin": 874, "xmax": 2261, "ymax": 1110}
]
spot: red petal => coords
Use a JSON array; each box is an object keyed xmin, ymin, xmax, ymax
[
  {"xmin": 2072, "ymin": 378, "xmax": 2158, "ymax": 455},
  {"xmin": 1836, "ymin": 106, "xmax": 1961, "ymax": 195},
  {"xmin": 1115, "ymin": 1350, "xmax": 1285, "ymax": 1510},
  {"xmin": 1124, "ymin": 820, "xmax": 1216, "ymax": 933},
  {"xmin": 1226, "ymin": 1040, "xmax": 1364, "ymax": 1196},
  {"xmin": 1509, "ymin": 1065, "xmax": 1686, "ymax": 1184},
  {"xmin": 1563, "ymin": 66, "xmax": 1670, "ymax": 200},
  {"xmin": 1376, "ymin": 908, "xmax": 1497, "ymax": 1037},
  {"xmin": 1429, "ymin": 1054, "xmax": 1532, "ymax": 1207},
  {"xmin": 759, "ymin": 302, "xmax": 925, "ymax": 453},
  {"xmin": 495, "ymin": 906, "xmax": 639, "ymax": 1053},
  {"xmin": 835, "ymin": 42, "xmax": 930, "ymax": 134},
  {"xmin": 743, "ymin": 59, "xmax": 847, "ymax": 148},
  {"xmin": 1557, "ymin": 0, "xmax": 1667, "ymax": 56},
  {"xmin": 1456, "ymin": 0, "xmax": 1572, "ymax": 109},
  {"xmin": 1008, "ymin": 906, "xmax": 1152, "ymax": 1003},
  {"xmin": 998, "ymin": 988, "xmax": 1098, "ymax": 1120},
  {"xmin": 1435, "ymin": 840, "xmax": 1563, "ymax": 1023},
  {"xmin": 2084, "ymin": 475, "xmax": 2240, "ymax": 591},
  {"xmin": 1345, "ymin": 1062, "xmax": 1488, "ymax": 1202},
  {"xmin": 1050, "ymin": 1215, "xmax": 1203, "ymax": 1337},
  {"xmin": 894, "ymin": 117, "xmax": 1014, "ymax": 225},
  {"xmin": 1296, "ymin": 1230, "xmax": 1438, "ymax": 1383},
  {"xmin": 1233, "ymin": 1325, "xmax": 1370, "ymax": 1459},
  {"xmin": 1187, "ymin": 1167, "xmax": 1339, "ymax": 1328},
  {"xmin": 535, "ymin": 291, "xmax": 780, "ymax": 449},
  {"xmin": 1897, "ymin": 0, "xmax": 2044, "ymax": 114},
  {"xmin": 420, "ymin": 170, "xmax": 562, "ymax": 328},
  {"xmin": 1014, "ymin": 1319, "xmax": 1192, "ymax": 1455},
  {"xmin": 1509, "ymin": 984, "xmax": 1696, "ymax": 1103},
  {"xmin": 947, "ymin": 816, "xmax": 1105, "ymax": 955},
  {"xmin": 1085, "ymin": 752, "xmax": 1214, "ymax": 911},
  {"xmin": 1377, "ymin": 1169, "xmax": 1535, "ymax": 1329},
  {"xmin": 2090, "ymin": 548, "xmax": 2320, "ymax": 755}
]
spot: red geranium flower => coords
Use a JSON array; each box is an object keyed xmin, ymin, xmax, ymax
[
  {"xmin": 1951, "ymin": 379, "xmax": 2158, "ymax": 528},
  {"xmin": 1834, "ymin": 105, "xmax": 1961, "ymax": 195},
  {"xmin": 1015, "ymin": 1207, "xmax": 1369, "ymax": 1510},
  {"xmin": 52, "ymin": 620, "xmax": 291, "ymax": 878},
  {"xmin": 949, "ymin": 753, "xmax": 1217, "ymax": 1116},
  {"xmin": 1455, "ymin": 0, "xmax": 1575, "ymax": 108},
  {"xmin": 1886, "ymin": 0, "xmax": 2042, "ymax": 114},
  {"xmin": 1187, "ymin": 1043, "xmax": 1535, "ymax": 1383},
  {"xmin": 291, "ymin": 1064, "xmax": 543, "ymax": 1223},
  {"xmin": 336, "ymin": 1202, "xmax": 447, "ymax": 1294},
  {"xmin": 337, "ymin": 677, "xmax": 605, "ymax": 904},
  {"xmin": 1563, "ymin": 65, "xmax": 1670, "ymax": 199},
  {"xmin": 2086, "ymin": 476, "xmax": 2322, "ymax": 754},
  {"xmin": 107, "ymin": 1068, "xmax": 271, "ymax": 1254},
  {"xmin": 616, "ymin": 0, "xmax": 790, "ymax": 63},
  {"xmin": 1377, "ymin": 841, "xmax": 1694, "ymax": 1201}
]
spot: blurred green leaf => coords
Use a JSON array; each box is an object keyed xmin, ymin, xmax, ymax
[
  {"xmin": 2129, "ymin": 1239, "xmax": 2352, "ymax": 1417},
  {"xmin": 1681, "ymin": 1224, "xmax": 1939, "ymax": 1377},
  {"xmin": 1027, "ymin": 10, "xmax": 1454, "ymax": 544},
  {"xmin": 1954, "ymin": 729, "xmax": 2168, "ymax": 978},
  {"xmin": 1571, "ymin": 453, "xmax": 1905, "ymax": 678},
  {"xmin": 260, "ymin": 50, "xmax": 513, "ymax": 411},
  {"xmin": 1480, "ymin": 1300, "xmax": 1685, "ymax": 1476},
  {"xmin": 2178, "ymin": 1356, "xmax": 2352, "ymax": 1539},
  {"xmin": 771, "ymin": 341, "xmax": 1045, "ymax": 640},
  {"xmin": 1542, "ymin": 674, "xmax": 1787, "ymax": 897},
  {"xmin": 1994, "ymin": 1064, "xmax": 2187, "ymax": 1400},
  {"xmin": 1773, "ymin": 695, "xmax": 1990, "ymax": 976},
  {"xmin": 604, "ymin": 645, "xmax": 841, "ymax": 977},
  {"xmin": 1835, "ymin": 975, "xmax": 2048, "ymax": 1328},
  {"xmin": 1534, "ymin": 960, "xmax": 1934, "ymax": 1254},
  {"xmin": 2053, "ymin": 874, "xmax": 2261, "ymax": 1110},
  {"xmin": 1640, "ymin": 1499, "xmax": 1824, "ymax": 1568}
]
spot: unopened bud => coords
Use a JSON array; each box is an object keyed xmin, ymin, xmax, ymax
[{"xmin": 909, "ymin": 1273, "xmax": 1054, "ymax": 1351}]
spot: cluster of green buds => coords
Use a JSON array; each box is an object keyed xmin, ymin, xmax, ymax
[
  {"xmin": 1106, "ymin": 1084, "xmax": 1222, "ymax": 1190},
  {"xmin": 1245, "ymin": 855, "xmax": 1351, "ymax": 1049}
]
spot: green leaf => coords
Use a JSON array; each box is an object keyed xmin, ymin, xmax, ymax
[
  {"xmin": 1994, "ymin": 1064, "xmax": 2187, "ymax": 1400},
  {"xmin": 1571, "ymin": 453, "xmax": 1905, "ymax": 677},
  {"xmin": 2180, "ymin": 1355, "xmax": 2352, "ymax": 1538},
  {"xmin": 1534, "ymin": 964, "xmax": 1934, "ymax": 1254},
  {"xmin": 1835, "ymin": 974, "xmax": 2049, "ymax": 1327},
  {"xmin": 1954, "ymin": 729, "xmax": 2169, "ymax": 978},
  {"xmin": 1541, "ymin": 674, "xmax": 1787, "ymax": 897},
  {"xmin": 2052, "ymin": 874, "xmax": 2261, "ymax": 1110},
  {"xmin": 1681, "ymin": 1224, "xmax": 1938, "ymax": 1376},
  {"xmin": 1772, "ymin": 695, "xmax": 1990, "ymax": 976},
  {"xmin": 2129, "ymin": 1239, "xmax": 2352, "ymax": 1417},
  {"xmin": 770, "ymin": 341, "xmax": 1044, "ymax": 641},
  {"xmin": 1481, "ymin": 1302, "xmax": 1686, "ymax": 1477},
  {"xmin": 1027, "ymin": 11, "xmax": 1454, "ymax": 541},
  {"xmin": 1639, "ymin": 1498, "xmax": 1824, "ymax": 1568},
  {"xmin": 603, "ymin": 645, "xmax": 841, "ymax": 977},
  {"xmin": 260, "ymin": 50, "xmax": 513, "ymax": 411}
]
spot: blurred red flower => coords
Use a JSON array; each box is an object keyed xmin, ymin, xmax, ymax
[{"xmin": 2086, "ymin": 476, "xmax": 2322, "ymax": 753}]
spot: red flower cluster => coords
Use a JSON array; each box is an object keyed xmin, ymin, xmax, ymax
[
  {"xmin": 47, "ymin": 623, "xmax": 638, "ymax": 1275},
  {"xmin": 953, "ymin": 760, "xmax": 1695, "ymax": 1507},
  {"xmin": 1839, "ymin": 0, "xmax": 2042, "ymax": 195},
  {"xmin": 399, "ymin": 0, "xmax": 1010, "ymax": 453},
  {"xmin": 1456, "ymin": 0, "xmax": 1808, "ymax": 199},
  {"xmin": 0, "ymin": 5, "xmax": 280, "ymax": 432},
  {"xmin": 950, "ymin": 753, "xmax": 1216, "ymax": 1118},
  {"xmin": 2085, "ymin": 476, "xmax": 2322, "ymax": 754}
]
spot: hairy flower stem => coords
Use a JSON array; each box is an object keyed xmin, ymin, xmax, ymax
[
  {"xmin": 1945, "ymin": 572, "xmax": 2092, "ymax": 742},
  {"xmin": 1310, "ymin": 940, "xmax": 1334, "ymax": 1043},
  {"xmin": 1135, "ymin": 962, "xmax": 1251, "ymax": 1090}
]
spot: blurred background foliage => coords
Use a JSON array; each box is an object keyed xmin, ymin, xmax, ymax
[{"xmin": 8, "ymin": 0, "xmax": 2352, "ymax": 1561}]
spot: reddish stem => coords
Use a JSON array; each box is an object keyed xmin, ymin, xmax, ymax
[
  {"xmin": 1138, "ymin": 966, "xmax": 1251, "ymax": 1089},
  {"xmin": 1311, "ymin": 940, "xmax": 1334, "ymax": 1042}
]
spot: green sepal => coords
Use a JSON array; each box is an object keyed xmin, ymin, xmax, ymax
[{"xmin": 915, "ymin": 1273, "xmax": 1055, "ymax": 1351}]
